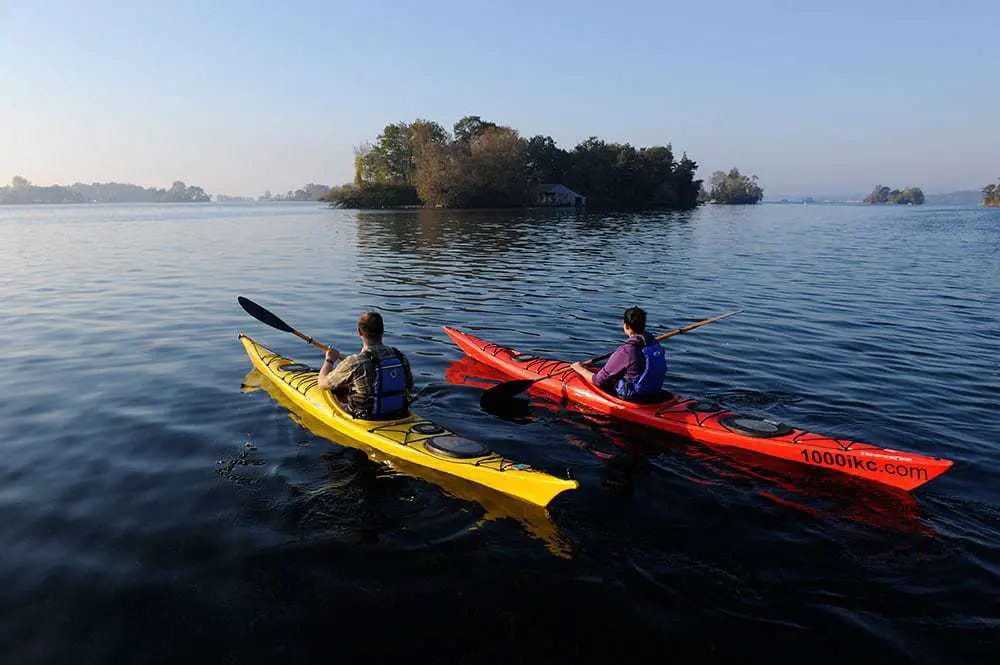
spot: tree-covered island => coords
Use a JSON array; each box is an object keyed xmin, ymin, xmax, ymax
[
  {"xmin": 325, "ymin": 116, "xmax": 702, "ymax": 210},
  {"xmin": 983, "ymin": 179, "xmax": 1000, "ymax": 207},
  {"xmin": 863, "ymin": 185, "xmax": 925, "ymax": 205},
  {"xmin": 703, "ymin": 168, "xmax": 764, "ymax": 204}
]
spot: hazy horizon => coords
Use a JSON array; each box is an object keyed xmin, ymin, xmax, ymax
[
  {"xmin": 0, "ymin": 176, "xmax": 989, "ymax": 202},
  {"xmin": 2, "ymin": 1, "xmax": 997, "ymax": 198}
]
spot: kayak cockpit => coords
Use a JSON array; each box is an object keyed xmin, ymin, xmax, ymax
[
  {"xmin": 590, "ymin": 388, "xmax": 679, "ymax": 408},
  {"xmin": 629, "ymin": 389, "xmax": 678, "ymax": 405}
]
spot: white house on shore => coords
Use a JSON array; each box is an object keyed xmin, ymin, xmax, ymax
[{"xmin": 536, "ymin": 184, "xmax": 586, "ymax": 207}]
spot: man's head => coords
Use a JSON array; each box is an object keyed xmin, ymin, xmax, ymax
[
  {"xmin": 623, "ymin": 306, "xmax": 646, "ymax": 335},
  {"xmin": 357, "ymin": 311, "xmax": 384, "ymax": 343}
]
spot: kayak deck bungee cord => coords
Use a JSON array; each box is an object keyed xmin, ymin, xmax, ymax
[{"xmin": 444, "ymin": 326, "xmax": 953, "ymax": 492}]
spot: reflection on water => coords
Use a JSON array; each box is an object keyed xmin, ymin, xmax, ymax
[
  {"xmin": 445, "ymin": 354, "xmax": 932, "ymax": 535},
  {"xmin": 351, "ymin": 208, "xmax": 707, "ymax": 350},
  {"xmin": 1, "ymin": 202, "xmax": 998, "ymax": 664},
  {"xmin": 240, "ymin": 368, "xmax": 571, "ymax": 557}
]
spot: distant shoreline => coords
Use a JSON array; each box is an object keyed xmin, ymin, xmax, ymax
[{"xmin": 0, "ymin": 199, "xmax": 326, "ymax": 206}]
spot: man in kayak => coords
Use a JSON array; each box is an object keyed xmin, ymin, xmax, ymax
[
  {"xmin": 570, "ymin": 306, "xmax": 667, "ymax": 402},
  {"xmin": 317, "ymin": 311, "xmax": 414, "ymax": 419}
]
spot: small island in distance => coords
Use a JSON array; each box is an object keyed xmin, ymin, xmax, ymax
[
  {"xmin": 863, "ymin": 184, "xmax": 925, "ymax": 205},
  {"xmin": 702, "ymin": 168, "xmax": 764, "ymax": 205},
  {"xmin": 254, "ymin": 185, "xmax": 331, "ymax": 202},
  {"xmin": 1, "ymin": 176, "xmax": 334, "ymax": 205},
  {"xmin": 767, "ymin": 190, "xmax": 988, "ymax": 205}
]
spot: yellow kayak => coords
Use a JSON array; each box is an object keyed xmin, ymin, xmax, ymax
[
  {"xmin": 240, "ymin": 367, "xmax": 571, "ymax": 556},
  {"xmin": 239, "ymin": 334, "xmax": 578, "ymax": 508}
]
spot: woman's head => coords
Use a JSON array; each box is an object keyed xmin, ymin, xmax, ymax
[{"xmin": 623, "ymin": 306, "xmax": 646, "ymax": 335}]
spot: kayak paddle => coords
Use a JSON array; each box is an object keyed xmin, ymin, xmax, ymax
[
  {"xmin": 480, "ymin": 310, "xmax": 742, "ymax": 410},
  {"xmin": 237, "ymin": 296, "xmax": 334, "ymax": 353}
]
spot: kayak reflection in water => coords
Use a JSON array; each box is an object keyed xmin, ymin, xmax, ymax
[
  {"xmin": 570, "ymin": 306, "xmax": 667, "ymax": 403},
  {"xmin": 317, "ymin": 311, "xmax": 415, "ymax": 420}
]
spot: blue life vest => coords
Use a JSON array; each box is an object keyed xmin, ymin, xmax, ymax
[
  {"xmin": 616, "ymin": 334, "xmax": 667, "ymax": 401},
  {"xmin": 369, "ymin": 352, "xmax": 409, "ymax": 419}
]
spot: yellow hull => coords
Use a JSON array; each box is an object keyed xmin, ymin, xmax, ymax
[{"xmin": 239, "ymin": 335, "xmax": 577, "ymax": 508}]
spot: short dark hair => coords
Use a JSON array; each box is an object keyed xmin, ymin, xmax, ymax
[
  {"xmin": 623, "ymin": 306, "xmax": 646, "ymax": 333},
  {"xmin": 358, "ymin": 311, "xmax": 384, "ymax": 340}
]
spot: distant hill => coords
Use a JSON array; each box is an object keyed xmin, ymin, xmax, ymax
[
  {"xmin": 767, "ymin": 190, "xmax": 987, "ymax": 206},
  {"xmin": 0, "ymin": 183, "xmax": 84, "ymax": 204},
  {"xmin": 0, "ymin": 176, "xmax": 211, "ymax": 204},
  {"xmin": 923, "ymin": 190, "xmax": 984, "ymax": 206},
  {"xmin": 765, "ymin": 195, "xmax": 864, "ymax": 204},
  {"xmin": 70, "ymin": 181, "xmax": 163, "ymax": 202},
  {"xmin": 258, "ymin": 183, "xmax": 331, "ymax": 202}
]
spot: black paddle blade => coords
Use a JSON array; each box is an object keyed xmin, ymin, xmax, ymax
[
  {"xmin": 481, "ymin": 394, "xmax": 534, "ymax": 423},
  {"xmin": 480, "ymin": 379, "xmax": 538, "ymax": 412},
  {"xmin": 237, "ymin": 296, "xmax": 295, "ymax": 333}
]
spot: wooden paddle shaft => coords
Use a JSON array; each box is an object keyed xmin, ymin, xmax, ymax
[{"xmin": 292, "ymin": 330, "xmax": 332, "ymax": 352}]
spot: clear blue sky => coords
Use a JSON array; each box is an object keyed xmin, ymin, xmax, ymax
[{"xmin": 1, "ymin": 0, "xmax": 997, "ymax": 197}]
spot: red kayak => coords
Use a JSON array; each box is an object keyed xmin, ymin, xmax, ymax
[{"xmin": 444, "ymin": 326, "xmax": 954, "ymax": 492}]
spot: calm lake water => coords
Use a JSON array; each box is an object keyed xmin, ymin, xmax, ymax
[{"xmin": 1, "ymin": 202, "xmax": 998, "ymax": 664}]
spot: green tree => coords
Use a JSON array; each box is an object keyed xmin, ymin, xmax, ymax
[
  {"xmin": 898, "ymin": 187, "xmax": 925, "ymax": 205},
  {"xmin": 525, "ymin": 135, "xmax": 569, "ymax": 185},
  {"xmin": 674, "ymin": 154, "xmax": 702, "ymax": 209},
  {"xmin": 156, "ymin": 181, "xmax": 185, "ymax": 202},
  {"xmin": 453, "ymin": 116, "xmax": 498, "ymax": 144},
  {"xmin": 1, "ymin": 178, "xmax": 84, "ymax": 204},
  {"xmin": 707, "ymin": 168, "xmax": 764, "ymax": 204},
  {"xmin": 301, "ymin": 183, "xmax": 330, "ymax": 200},
  {"xmin": 156, "ymin": 181, "xmax": 210, "ymax": 203},
  {"xmin": 561, "ymin": 139, "xmax": 700, "ymax": 209},
  {"xmin": 369, "ymin": 123, "xmax": 413, "ymax": 184},
  {"xmin": 353, "ymin": 143, "xmax": 378, "ymax": 186},
  {"xmin": 68, "ymin": 181, "xmax": 163, "ymax": 202},
  {"xmin": 322, "ymin": 183, "xmax": 353, "ymax": 202},
  {"xmin": 864, "ymin": 184, "xmax": 924, "ymax": 205},
  {"xmin": 187, "ymin": 186, "xmax": 209, "ymax": 201},
  {"xmin": 416, "ymin": 126, "xmax": 529, "ymax": 208},
  {"xmin": 359, "ymin": 120, "xmax": 449, "ymax": 187},
  {"xmin": 326, "ymin": 182, "xmax": 419, "ymax": 208},
  {"xmin": 565, "ymin": 137, "xmax": 619, "ymax": 206},
  {"xmin": 864, "ymin": 185, "xmax": 891, "ymax": 204},
  {"xmin": 984, "ymin": 179, "xmax": 1000, "ymax": 207},
  {"xmin": 413, "ymin": 140, "xmax": 463, "ymax": 207},
  {"xmin": 466, "ymin": 126, "xmax": 530, "ymax": 207}
]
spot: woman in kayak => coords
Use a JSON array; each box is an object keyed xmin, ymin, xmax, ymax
[
  {"xmin": 570, "ymin": 306, "xmax": 667, "ymax": 402},
  {"xmin": 317, "ymin": 311, "xmax": 415, "ymax": 420}
]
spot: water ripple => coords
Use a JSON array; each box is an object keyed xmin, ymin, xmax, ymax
[{"xmin": 0, "ymin": 202, "xmax": 997, "ymax": 664}]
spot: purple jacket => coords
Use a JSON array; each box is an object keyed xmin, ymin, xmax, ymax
[{"xmin": 592, "ymin": 334, "xmax": 650, "ymax": 393}]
